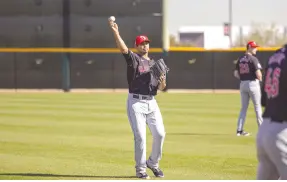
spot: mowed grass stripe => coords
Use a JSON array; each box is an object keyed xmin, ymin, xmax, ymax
[
  {"xmin": 0, "ymin": 95, "xmax": 241, "ymax": 105},
  {"xmin": 0, "ymin": 109, "xmax": 256, "ymax": 123},
  {"xmin": 0, "ymin": 95, "xmax": 251, "ymax": 115},
  {"xmin": 0, "ymin": 113, "xmax": 253, "ymax": 126},
  {"xmin": 0, "ymin": 101, "xmax": 243, "ymax": 112},
  {"xmin": 0, "ymin": 103, "xmax": 241, "ymax": 113},
  {"xmin": 0, "ymin": 93, "xmax": 240, "ymax": 105},
  {"xmin": 0, "ymin": 100, "xmax": 242, "ymax": 111}
]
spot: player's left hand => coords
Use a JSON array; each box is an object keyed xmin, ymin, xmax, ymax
[
  {"xmin": 158, "ymin": 74, "xmax": 167, "ymax": 91},
  {"xmin": 158, "ymin": 74, "xmax": 166, "ymax": 83}
]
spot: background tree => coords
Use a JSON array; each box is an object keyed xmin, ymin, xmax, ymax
[{"xmin": 233, "ymin": 22, "xmax": 287, "ymax": 47}]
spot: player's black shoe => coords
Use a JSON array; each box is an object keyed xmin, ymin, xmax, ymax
[
  {"xmin": 136, "ymin": 172, "xmax": 150, "ymax": 179},
  {"xmin": 146, "ymin": 163, "xmax": 164, "ymax": 178},
  {"xmin": 237, "ymin": 130, "xmax": 250, "ymax": 136}
]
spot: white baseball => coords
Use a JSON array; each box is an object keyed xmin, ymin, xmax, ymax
[{"xmin": 109, "ymin": 16, "xmax": 115, "ymax": 22}]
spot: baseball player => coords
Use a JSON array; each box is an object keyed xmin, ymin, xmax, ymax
[
  {"xmin": 233, "ymin": 41, "xmax": 263, "ymax": 136},
  {"xmin": 109, "ymin": 18, "xmax": 166, "ymax": 179},
  {"xmin": 256, "ymin": 44, "xmax": 287, "ymax": 180}
]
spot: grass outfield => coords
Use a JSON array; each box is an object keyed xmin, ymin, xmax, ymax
[{"xmin": 0, "ymin": 93, "xmax": 259, "ymax": 180}]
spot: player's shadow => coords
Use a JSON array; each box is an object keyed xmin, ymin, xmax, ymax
[
  {"xmin": 0, "ymin": 173, "xmax": 136, "ymax": 179},
  {"xmin": 168, "ymin": 132, "xmax": 229, "ymax": 136}
]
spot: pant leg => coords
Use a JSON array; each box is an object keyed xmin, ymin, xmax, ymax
[
  {"xmin": 264, "ymin": 121, "xmax": 287, "ymax": 180},
  {"xmin": 249, "ymin": 81, "xmax": 263, "ymax": 127},
  {"xmin": 256, "ymin": 119, "xmax": 280, "ymax": 180},
  {"xmin": 237, "ymin": 82, "xmax": 250, "ymax": 131},
  {"xmin": 127, "ymin": 96, "xmax": 148, "ymax": 174},
  {"xmin": 146, "ymin": 99, "xmax": 166, "ymax": 169}
]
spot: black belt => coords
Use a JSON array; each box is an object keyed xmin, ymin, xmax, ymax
[
  {"xmin": 241, "ymin": 79, "xmax": 256, "ymax": 81},
  {"xmin": 132, "ymin": 94, "xmax": 153, "ymax": 100}
]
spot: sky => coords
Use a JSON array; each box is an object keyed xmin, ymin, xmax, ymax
[{"xmin": 167, "ymin": 0, "xmax": 287, "ymax": 36}]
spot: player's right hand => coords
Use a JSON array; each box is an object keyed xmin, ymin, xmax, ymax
[{"xmin": 109, "ymin": 21, "xmax": 119, "ymax": 33}]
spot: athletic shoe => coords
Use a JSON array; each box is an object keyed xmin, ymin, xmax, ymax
[
  {"xmin": 237, "ymin": 130, "xmax": 250, "ymax": 136},
  {"xmin": 146, "ymin": 163, "xmax": 164, "ymax": 178},
  {"xmin": 136, "ymin": 172, "xmax": 150, "ymax": 179}
]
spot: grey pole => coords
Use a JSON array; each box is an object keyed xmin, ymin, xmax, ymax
[{"xmin": 229, "ymin": 0, "xmax": 233, "ymax": 48}]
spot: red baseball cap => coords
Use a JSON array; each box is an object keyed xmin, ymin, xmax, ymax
[
  {"xmin": 135, "ymin": 35, "xmax": 150, "ymax": 46},
  {"xmin": 247, "ymin": 41, "xmax": 259, "ymax": 48}
]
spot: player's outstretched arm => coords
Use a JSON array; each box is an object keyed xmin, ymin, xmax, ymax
[{"xmin": 108, "ymin": 18, "xmax": 128, "ymax": 54}]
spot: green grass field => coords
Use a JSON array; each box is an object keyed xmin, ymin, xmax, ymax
[{"xmin": 0, "ymin": 92, "xmax": 259, "ymax": 180}]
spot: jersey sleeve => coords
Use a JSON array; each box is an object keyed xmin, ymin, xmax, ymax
[
  {"xmin": 251, "ymin": 57, "xmax": 262, "ymax": 70},
  {"xmin": 123, "ymin": 50, "xmax": 138, "ymax": 67}
]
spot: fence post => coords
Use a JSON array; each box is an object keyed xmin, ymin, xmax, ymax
[
  {"xmin": 212, "ymin": 51, "xmax": 216, "ymax": 92},
  {"xmin": 62, "ymin": 0, "xmax": 70, "ymax": 92},
  {"xmin": 13, "ymin": 52, "xmax": 17, "ymax": 91},
  {"xmin": 62, "ymin": 55, "xmax": 70, "ymax": 92}
]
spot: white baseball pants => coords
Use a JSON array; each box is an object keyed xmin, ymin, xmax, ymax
[
  {"xmin": 126, "ymin": 93, "xmax": 166, "ymax": 175},
  {"xmin": 256, "ymin": 118, "xmax": 287, "ymax": 180},
  {"xmin": 237, "ymin": 80, "xmax": 263, "ymax": 131}
]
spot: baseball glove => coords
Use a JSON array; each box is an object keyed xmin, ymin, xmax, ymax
[{"xmin": 150, "ymin": 58, "xmax": 169, "ymax": 81}]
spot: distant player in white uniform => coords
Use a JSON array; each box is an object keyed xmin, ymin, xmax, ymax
[
  {"xmin": 256, "ymin": 44, "xmax": 287, "ymax": 180},
  {"xmin": 234, "ymin": 41, "xmax": 263, "ymax": 136},
  {"xmin": 109, "ymin": 17, "xmax": 167, "ymax": 179}
]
